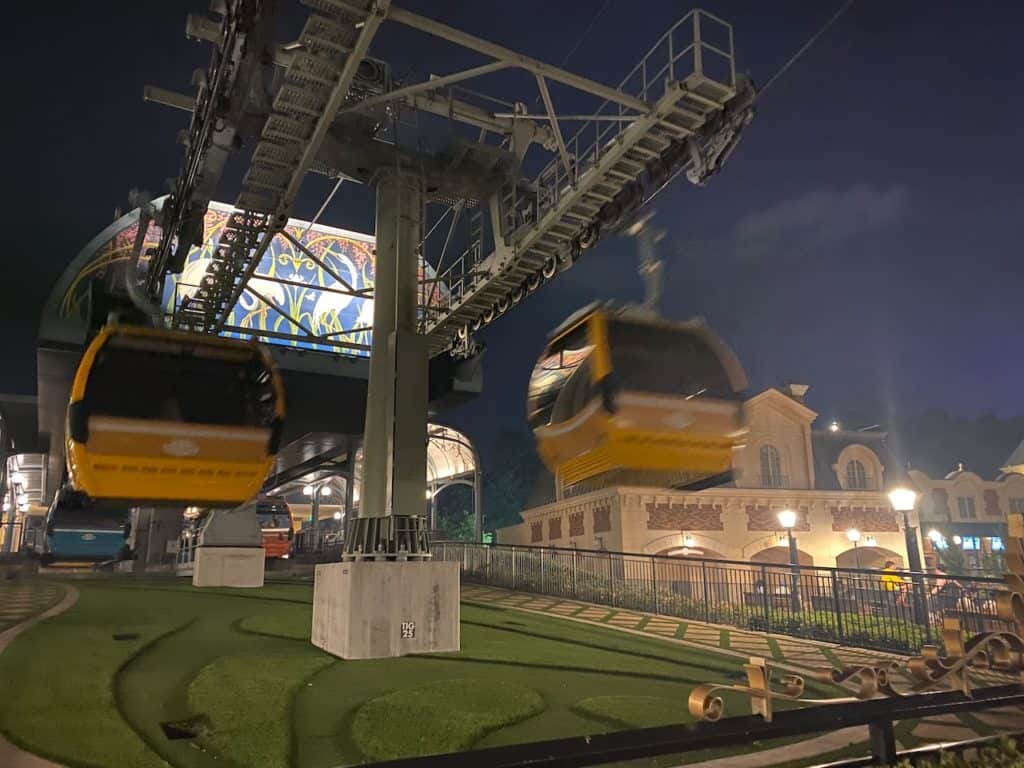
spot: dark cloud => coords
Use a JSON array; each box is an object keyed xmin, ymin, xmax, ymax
[{"xmin": 734, "ymin": 183, "xmax": 910, "ymax": 244}]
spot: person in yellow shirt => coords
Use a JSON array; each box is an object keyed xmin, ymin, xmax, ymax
[{"xmin": 880, "ymin": 560, "xmax": 906, "ymax": 593}]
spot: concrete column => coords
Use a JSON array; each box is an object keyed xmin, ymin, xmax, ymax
[
  {"xmin": 429, "ymin": 485, "xmax": 437, "ymax": 530},
  {"xmin": 311, "ymin": 489, "xmax": 321, "ymax": 548},
  {"xmin": 1, "ymin": 495, "xmax": 15, "ymax": 554},
  {"xmin": 360, "ymin": 169, "xmax": 427, "ymax": 519},
  {"xmin": 131, "ymin": 507, "xmax": 183, "ymax": 572},
  {"xmin": 473, "ymin": 466, "xmax": 483, "ymax": 542},
  {"xmin": 344, "ymin": 436, "xmax": 357, "ymax": 522},
  {"xmin": 1, "ymin": 514, "xmax": 15, "ymax": 553}
]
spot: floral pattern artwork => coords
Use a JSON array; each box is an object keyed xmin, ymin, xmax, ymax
[
  {"xmin": 163, "ymin": 202, "xmax": 376, "ymax": 355},
  {"xmin": 58, "ymin": 200, "xmax": 447, "ymax": 357}
]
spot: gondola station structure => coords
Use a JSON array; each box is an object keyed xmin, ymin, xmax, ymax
[{"xmin": 73, "ymin": 0, "xmax": 756, "ymax": 658}]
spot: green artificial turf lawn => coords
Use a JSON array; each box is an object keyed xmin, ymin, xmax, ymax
[
  {"xmin": 351, "ymin": 679, "xmax": 545, "ymax": 760},
  {"xmin": 571, "ymin": 695, "xmax": 682, "ymax": 729},
  {"xmin": 0, "ymin": 583, "xmax": 181, "ymax": 768},
  {"xmin": 0, "ymin": 576, "xmax": 840, "ymax": 768},
  {"xmin": 189, "ymin": 652, "xmax": 334, "ymax": 768}
]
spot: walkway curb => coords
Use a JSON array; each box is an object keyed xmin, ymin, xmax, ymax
[
  {"xmin": 684, "ymin": 726, "xmax": 869, "ymax": 767},
  {"xmin": 0, "ymin": 582, "xmax": 79, "ymax": 768}
]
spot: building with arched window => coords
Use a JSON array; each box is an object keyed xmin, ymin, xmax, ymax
[
  {"xmin": 498, "ymin": 384, "xmax": 1022, "ymax": 573},
  {"xmin": 910, "ymin": 464, "xmax": 1023, "ymax": 571},
  {"xmin": 759, "ymin": 445, "xmax": 784, "ymax": 488},
  {"xmin": 846, "ymin": 460, "xmax": 868, "ymax": 490}
]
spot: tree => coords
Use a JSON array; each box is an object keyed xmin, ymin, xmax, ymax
[
  {"xmin": 482, "ymin": 429, "xmax": 543, "ymax": 534},
  {"xmin": 935, "ymin": 543, "xmax": 966, "ymax": 574},
  {"xmin": 433, "ymin": 484, "xmax": 475, "ymax": 541}
]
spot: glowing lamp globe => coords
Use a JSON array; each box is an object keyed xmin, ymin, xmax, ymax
[{"xmin": 888, "ymin": 487, "xmax": 917, "ymax": 512}]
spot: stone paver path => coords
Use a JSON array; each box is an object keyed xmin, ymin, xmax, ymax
[
  {"xmin": 0, "ymin": 581, "xmax": 64, "ymax": 632},
  {"xmin": 462, "ymin": 583, "xmax": 902, "ymax": 671}
]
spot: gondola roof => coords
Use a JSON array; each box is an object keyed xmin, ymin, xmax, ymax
[{"xmin": 544, "ymin": 302, "xmax": 749, "ymax": 394}]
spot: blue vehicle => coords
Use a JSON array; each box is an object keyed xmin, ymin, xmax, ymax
[{"xmin": 41, "ymin": 489, "xmax": 130, "ymax": 565}]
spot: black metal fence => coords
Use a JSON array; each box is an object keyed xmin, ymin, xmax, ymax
[
  {"xmin": 435, "ymin": 542, "xmax": 1012, "ymax": 652},
  {"xmin": 362, "ymin": 683, "xmax": 1024, "ymax": 768}
]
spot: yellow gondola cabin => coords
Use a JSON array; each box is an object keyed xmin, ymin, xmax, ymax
[
  {"xmin": 528, "ymin": 304, "xmax": 747, "ymax": 492},
  {"xmin": 66, "ymin": 325, "xmax": 285, "ymax": 505}
]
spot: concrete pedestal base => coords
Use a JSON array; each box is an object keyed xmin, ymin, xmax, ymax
[
  {"xmin": 192, "ymin": 547, "xmax": 265, "ymax": 588},
  {"xmin": 312, "ymin": 560, "xmax": 460, "ymax": 659}
]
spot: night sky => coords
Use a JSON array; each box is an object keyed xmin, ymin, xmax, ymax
[{"xmin": 5, "ymin": 0, "xmax": 1022, "ymax": 463}]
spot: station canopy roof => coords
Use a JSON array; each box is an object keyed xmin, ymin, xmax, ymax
[
  {"xmin": 426, "ymin": 425, "xmax": 476, "ymax": 484},
  {"xmin": 270, "ymin": 425, "xmax": 476, "ymax": 504},
  {"xmin": 4, "ymin": 453, "xmax": 46, "ymax": 513}
]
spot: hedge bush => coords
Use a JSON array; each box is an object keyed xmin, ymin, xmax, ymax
[{"xmin": 893, "ymin": 738, "xmax": 1023, "ymax": 767}]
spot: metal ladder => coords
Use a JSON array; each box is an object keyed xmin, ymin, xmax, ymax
[{"xmin": 175, "ymin": 0, "xmax": 377, "ymax": 332}]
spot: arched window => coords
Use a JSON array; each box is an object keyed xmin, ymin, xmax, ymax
[
  {"xmin": 760, "ymin": 445, "xmax": 784, "ymax": 488},
  {"xmin": 846, "ymin": 459, "xmax": 867, "ymax": 490}
]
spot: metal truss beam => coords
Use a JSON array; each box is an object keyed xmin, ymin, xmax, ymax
[
  {"xmin": 146, "ymin": 83, "xmax": 545, "ymax": 147},
  {"xmin": 493, "ymin": 112, "xmax": 641, "ymax": 122},
  {"xmin": 410, "ymin": 91, "xmax": 540, "ymax": 138},
  {"xmin": 263, "ymin": 444, "xmax": 351, "ymax": 495},
  {"xmin": 535, "ymin": 75, "xmax": 573, "ymax": 182},
  {"xmin": 387, "ymin": 5, "xmax": 651, "ymax": 113},
  {"xmin": 335, "ymin": 61, "xmax": 511, "ymax": 118},
  {"xmin": 143, "ymin": 85, "xmax": 193, "ymax": 112}
]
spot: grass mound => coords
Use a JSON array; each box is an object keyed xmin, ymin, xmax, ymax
[
  {"xmin": 237, "ymin": 604, "xmax": 312, "ymax": 640},
  {"xmin": 350, "ymin": 678, "xmax": 544, "ymax": 760},
  {"xmin": 571, "ymin": 695, "xmax": 683, "ymax": 729},
  {"xmin": 189, "ymin": 651, "xmax": 334, "ymax": 768}
]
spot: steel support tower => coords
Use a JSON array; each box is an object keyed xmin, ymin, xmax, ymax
[{"xmin": 142, "ymin": 0, "xmax": 757, "ymax": 561}]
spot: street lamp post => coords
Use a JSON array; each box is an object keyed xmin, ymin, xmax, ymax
[
  {"xmin": 889, "ymin": 487, "xmax": 926, "ymax": 625},
  {"xmin": 847, "ymin": 528, "xmax": 861, "ymax": 568},
  {"xmin": 777, "ymin": 509, "xmax": 801, "ymax": 613},
  {"xmin": 304, "ymin": 482, "xmax": 333, "ymax": 551}
]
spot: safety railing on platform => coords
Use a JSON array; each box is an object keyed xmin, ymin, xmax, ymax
[
  {"xmin": 350, "ymin": 685, "xmax": 1024, "ymax": 768},
  {"xmin": 531, "ymin": 9, "xmax": 735, "ymax": 213},
  {"xmin": 0, "ymin": 520, "xmax": 25, "ymax": 554},
  {"xmin": 435, "ymin": 542, "xmax": 1013, "ymax": 653},
  {"xmin": 434, "ymin": 10, "xmax": 738, "ymax": 319},
  {"xmin": 174, "ymin": 528, "xmax": 198, "ymax": 574},
  {"xmin": 292, "ymin": 528, "xmax": 345, "ymax": 559},
  {"xmin": 420, "ymin": 245, "xmax": 485, "ymax": 324}
]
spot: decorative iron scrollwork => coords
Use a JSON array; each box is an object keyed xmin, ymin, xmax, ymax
[
  {"xmin": 907, "ymin": 620, "xmax": 1024, "ymax": 694},
  {"xmin": 688, "ymin": 657, "xmax": 805, "ymax": 722},
  {"xmin": 815, "ymin": 661, "xmax": 903, "ymax": 700},
  {"xmin": 688, "ymin": 512, "xmax": 1024, "ymax": 722}
]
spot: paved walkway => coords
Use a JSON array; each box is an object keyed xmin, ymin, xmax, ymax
[
  {"xmin": 0, "ymin": 581, "xmax": 64, "ymax": 632},
  {"xmin": 461, "ymin": 583, "xmax": 1024, "ymax": 765},
  {"xmin": 461, "ymin": 583, "xmax": 901, "ymax": 669},
  {"xmin": 0, "ymin": 580, "xmax": 77, "ymax": 768}
]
